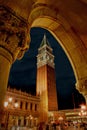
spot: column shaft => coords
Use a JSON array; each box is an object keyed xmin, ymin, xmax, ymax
[{"xmin": 0, "ymin": 53, "xmax": 12, "ymax": 122}]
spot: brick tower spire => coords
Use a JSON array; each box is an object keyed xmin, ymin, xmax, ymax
[{"xmin": 36, "ymin": 34, "xmax": 58, "ymax": 123}]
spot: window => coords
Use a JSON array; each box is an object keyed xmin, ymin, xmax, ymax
[{"xmin": 20, "ymin": 101, "xmax": 23, "ymax": 109}]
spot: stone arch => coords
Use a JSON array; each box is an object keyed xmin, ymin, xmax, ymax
[
  {"xmin": 29, "ymin": 8, "xmax": 87, "ymax": 95},
  {"xmin": 1, "ymin": 0, "xmax": 86, "ymax": 96},
  {"xmin": 31, "ymin": 17, "xmax": 85, "ymax": 88}
]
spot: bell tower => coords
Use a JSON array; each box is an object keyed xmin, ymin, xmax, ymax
[{"xmin": 36, "ymin": 34, "xmax": 58, "ymax": 122}]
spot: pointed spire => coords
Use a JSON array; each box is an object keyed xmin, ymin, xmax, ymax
[
  {"xmin": 43, "ymin": 33, "xmax": 46, "ymax": 44},
  {"xmin": 40, "ymin": 34, "xmax": 51, "ymax": 47}
]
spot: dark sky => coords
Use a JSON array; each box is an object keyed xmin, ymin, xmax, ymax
[{"xmin": 8, "ymin": 27, "xmax": 85, "ymax": 110}]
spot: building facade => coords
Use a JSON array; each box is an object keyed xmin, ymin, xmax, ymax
[
  {"xmin": 58, "ymin": 108, "xmax": 87, "ymax": 123},
  {"xmin": 1, "ymin": 87, "xmax": 40, "ymax": 129}
]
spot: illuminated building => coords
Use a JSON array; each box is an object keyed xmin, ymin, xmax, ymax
[
  {"xmin": 1, "ymin": 33, "xmax": 87, "ymax": 129},
  {"xmin": 0, "ymin": 0, "xmax": 87, "ymax": 125},
  {"xmin": 58, "ymin": 107, "xmax": 87, "ymax": 123},
  {"xmin": 1, "ymin": 34, "xmax": 58, "ymax": 129},
  {"xmin": 2, "ymin": 87, "xmax": 40, "ymax": 129},
  {"xmin": 36, "ymin": 34, "xmax": 58, "ymax": 122}
]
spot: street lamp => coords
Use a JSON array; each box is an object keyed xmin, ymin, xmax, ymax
[{"xmin": 4, "ymin": 97, "xmax": 19, "ymax": 130}]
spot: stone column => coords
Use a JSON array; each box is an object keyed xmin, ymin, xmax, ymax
[
  {"xmin": 18, "ymin": 100, "xmax": 20, "ymax": 109},
  {"xmin": 26, "ymin": 118, "xmax": 29, "ymax": 126},
  {"xmin": 34, "ymin": 118, "xmax": 37, "ymax": 127},
  {"xmin": 30, "ymin": 118, "xmax": 33, "ymax": 127},
  {"xmin": 33, "ymin": 103, "xmax": 35, "ymax": 111},
  {"xmin": 0, "ymin": 5, "xmax": 30, "ymax": 122},
  {"xmin": 21, "ymin": 117, "xmax": 24, "ymax": 126},
  {"xmin": 28, "ymin": 102, "xmax": 30, "ymax": 111},
  {"xmin": 29, "ymin": 115, "xmax": 33, "ymax": 127},
  {"xmin": 0, "ymin": 49, "xmax": 12, "ymax": 110},
  {"xmin": 23, "ymin": 101, "xmax": 26, "ymax": 110},
  {"xmin": 15, "ymin": 117, "xmax": 18, "ymax": 126}
]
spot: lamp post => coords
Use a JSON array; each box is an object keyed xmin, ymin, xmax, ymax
[{"xmin": 4, "ymin": 97, "xmax": 18, "ymax": 130}]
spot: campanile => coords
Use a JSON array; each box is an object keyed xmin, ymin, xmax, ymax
[{"xmin": 36, "ymin": 34, "xmax": 58, "ymax": 122}]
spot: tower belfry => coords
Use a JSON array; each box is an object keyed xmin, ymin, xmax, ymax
[
  {"xmin": 37, "ymin": 34, "xmax": 55, "ymax": 69},
  {"xmin": 36, "ymin": 34, "xmax": 58, "ymax": 122}
]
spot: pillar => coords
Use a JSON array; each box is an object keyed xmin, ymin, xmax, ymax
[
  {"xmin": 26, "ymin": 118, "xmax": 29, "ymax": 126},
  {"xmin": 15, "ymin": 117, "xmax": 18, "ymax": 126},
  {"xmin": 23, "ymin": 101, "xmax": 26, "ymax": 110},
  {"xmin": 0, "ymin": 5, "xmax": 30, "ymax": 122},
  {"xmin": 33, "ymin": 103, "xmax": 35, "ymax": 111},
  {"xmin": 18, "ymin": 100, "xmax": 21, "ymax": 109},
  {"xmin": 28, "ymin": 102, "xmax": 30, "ymax": 111},
  {"xmin": 30, "ymin": 118, "xmax": 33, "ymax": 127},
  {"xmin": 34, "ymin": 118, "xmax": 38, "ymax": 127},
  {"xmin": 0, "ymin": 50, "xmax": 12, "ymax": 110},
  {"xmin": 29, "ymin": 115, "xmax": 33, "ymax": 127},
  {"xmin": 21, "ymin": 117, "xmax": 24, "ymax": 126}
]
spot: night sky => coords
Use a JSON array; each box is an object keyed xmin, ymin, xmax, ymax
[{"xmin": 8, "ymin": 27, "xmax": 85, "ymax": 110}]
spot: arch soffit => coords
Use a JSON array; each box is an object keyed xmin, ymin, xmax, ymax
[
  {"xmin": 31, "ymin": 17, "xmax": 77, "ymax": 80},
  {"xmin": 29, "ymin": 5, "xmax": 87, "ymax": 82}
]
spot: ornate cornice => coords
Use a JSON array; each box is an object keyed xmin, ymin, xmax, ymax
[
  {"xmin": 7, "ymin": 87, "xmax": 40, "ymax": 100},
  {"xmin": 0, "ymin": 5, "xmax": 30, "ymax": 62}
]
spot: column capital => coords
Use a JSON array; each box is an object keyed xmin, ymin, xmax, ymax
[
  {"xmin": 76, "ymin": 78, "xmax": 87, "ymax": 96},
  {"xmin": 0, "ymin": 5, "xmax": 30, "ymax": 63}
]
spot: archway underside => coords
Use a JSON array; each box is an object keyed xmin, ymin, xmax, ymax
[
  {"xmin": 30, "ymin": 16, "xmax": 87, "ymax": 96},
  {"xmin": 1, "ymin": 0, "xmax": 87, "ymax": 96},
  {"xmin": 0, "ymin": 0, "xmax": 87, "ymax": 125}
]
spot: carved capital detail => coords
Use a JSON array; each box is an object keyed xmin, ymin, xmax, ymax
[
  {"xmin": 0, "ymin": 6, "xmax": 30, "ymax": 62},
  {"xmin": 76, "ymin": 78, "xmax": 87, "ymax": 95}
]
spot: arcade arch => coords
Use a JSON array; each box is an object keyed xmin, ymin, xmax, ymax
[
  {"xmin": 30, "ymin": 16, "xmax": 87, "ymax": 98},
  {"xmin": 28, "ymin": 2, "xmax": 87, "ymax": 99},
  {"xmin": 0, "ymin": 0, "xmax": 87, "ymax": 123}
]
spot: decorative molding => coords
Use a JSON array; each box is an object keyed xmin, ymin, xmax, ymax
[
  {"xmin": 7, "ymin": 87, "xmax": 40, "ymax": 99},
  {"xmin": 0, "ymin": 5, "xmax": 30, "ymax": 62},
  {"xmin": 76, "ymin": 78, "xmax": 87, "ymax": 95}
]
